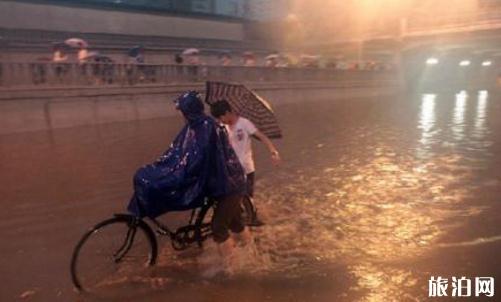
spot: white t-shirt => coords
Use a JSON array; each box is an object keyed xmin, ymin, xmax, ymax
[{"xmin": 225, "ymin": 117, "xmax": 258, "ymax": 174}]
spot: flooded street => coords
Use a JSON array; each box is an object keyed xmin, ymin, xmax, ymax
[{"xmin": 1, "ymin": 89, "xmax": 500, "ymax": 301}]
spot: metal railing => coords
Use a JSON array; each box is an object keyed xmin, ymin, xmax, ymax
[{"xmin": 0, "ymin": 62, "xmax": 390, "ymax": 88}]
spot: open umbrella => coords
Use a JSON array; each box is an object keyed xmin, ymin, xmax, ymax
[
  {"xmin": 64, "ymin": 38, "xmax": 88, "ymax": 48},
  {"xmin": 205, "ymin": 81, "xmax": 282, "ymax": 139},
  {"xmin": 182, "ymin": 48, "xmax": 200, "ymax": 56},
  {"xmin": 265, "ymin": 54, "xmax": 279, "ymax": 60},
  {"xmin": 128, "ymin": 45, "xmax": 143, "ymax": 57},
  {"xmin": 218, "ymin": 50, "xmax": 232, "ymax": 59}
]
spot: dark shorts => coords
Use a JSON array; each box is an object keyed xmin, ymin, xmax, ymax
[
  {"xmin": 246, "ymin": 172, "xmax": 255, "ymax": 197},
  {"xmin": 212, "ymin": 194, "xmax": 245, "ymax": 243}
]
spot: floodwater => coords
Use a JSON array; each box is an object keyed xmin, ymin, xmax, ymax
[{"xmin": 1, "ymin": 89, "xmax": 500, "ymax": 301}]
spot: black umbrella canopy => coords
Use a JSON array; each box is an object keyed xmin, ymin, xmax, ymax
[
  {"xmin": 218, "ymin": 50, "xmax": 232, "ymax": 59},
  {"xmin": 205, "ymin": 81, "xmax": 282, "ymax": 139},
  {"xmin": 128, "ymin": 45, "xmax": 143, "ymax": 57}
]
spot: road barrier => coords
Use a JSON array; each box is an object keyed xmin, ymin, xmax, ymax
[{"xmin": 0, "ymin": 62, "xmax": 391, "ymax": 88}]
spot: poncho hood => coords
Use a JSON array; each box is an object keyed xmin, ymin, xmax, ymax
[{"xmin": 177, "ymin": 91, "xmax": 205, "ymax": 125}]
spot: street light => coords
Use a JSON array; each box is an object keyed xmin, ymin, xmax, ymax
[
  {"xmin": 426, "ymin": 57, "xmax": 439, "ymax": 65},
  {"xmin": 459, "ymin": 60, "xmax": 471, "ymax": 66},
  {"xmin": 481, "ymin": 61, "xmax": 492, "ymax": 66}
]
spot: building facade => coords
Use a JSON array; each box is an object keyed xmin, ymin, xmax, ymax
[
  {"xmin": 244, "ymin": 0, "xmax": 291, "ymax": 21},
  {"xmin": 12, "ymin": 0, "xmax": 246, "ymax": 19}
]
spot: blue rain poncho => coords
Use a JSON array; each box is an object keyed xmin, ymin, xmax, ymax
[{"xmin": 127, "ymin": 91, "xmax": 246, "ymax": 218}]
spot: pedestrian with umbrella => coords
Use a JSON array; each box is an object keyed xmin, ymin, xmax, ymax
[
  {"xmin": 126, "ymin": 45, "xmax": 146, "ymax": 84},
  {"xmin": 207, "ymin": 81, "xmax": 282, "ymax": 226},
  {"xmin": 181, "ymin": 48, "xmax": 202, "ymax": 80},
  {"xmin": 83, "ymin": 52, "xmax": 114, "ymax": 84},
  {"xmin": 127, "ymin": 45, "xmax": 144, "ymax": 64},
  {"xmin": 265, "ymin": 54, "xmax": 279, "ymax": 67},
  {"xmin": 51, "ymin": 42, "xmax": 71, "ymax": 82},
  {"xmin": 64, "ymin": 38, "xmax": 89, "ymax": 63},
  {"xmin": 182, "ymin": 48, "xmax": 200, "ymax": 65},
  {"xmin": 52, "ymin": 42, "xmax": 69, "ymax": 62},
  {"xmin": 242, "ymin": 51, "xmax": 256, "ymax": 67},
  {"xmin": 218, "ymin": 51, "xmax": 232, "ymax": 66}
]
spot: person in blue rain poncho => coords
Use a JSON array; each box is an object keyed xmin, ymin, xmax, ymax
[{"xmin": 127, "ymin": 91, "xmax": 248, "ymax": 247}]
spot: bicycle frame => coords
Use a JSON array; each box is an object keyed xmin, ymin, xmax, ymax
[
  {"xmin": 140, "ymin": 199, "xmax": 214, "ymax": 251},
  {"xmin": 148, "ymin": 205, "xmax": 199, "ymax": 237}
]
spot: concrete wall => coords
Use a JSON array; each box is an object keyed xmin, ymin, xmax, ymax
[
  {"xmin": 0, "ymin": 81, "xmax": 398, "ymax": 135},
  {"xmin": 0, "ymin": 1, "xmax": 244, "ymax": 41}
]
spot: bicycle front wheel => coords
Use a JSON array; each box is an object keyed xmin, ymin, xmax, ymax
[{"xmin": 70, "ymin": 215, "xmax": 157, "ymax": 293}]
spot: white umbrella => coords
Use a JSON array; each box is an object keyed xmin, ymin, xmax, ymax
[
  {"xmin": 265, "ymin": 54, "xmax": 279, "ymax": 60},
  {"xmin": 64, "ymin": 38, "xmax": 88, "ymax": 48},
  {"xmin": 182, "ymin": 48, "xmax": 200, "ymax": 56},
  {"xmin": 300, "ymin": 54, "xmax": 319, "ymax": 60}
]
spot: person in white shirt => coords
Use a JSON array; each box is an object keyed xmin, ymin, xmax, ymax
[{"xmin": 210, "ymin": 100, "xmax": 281, "ymax": 225}]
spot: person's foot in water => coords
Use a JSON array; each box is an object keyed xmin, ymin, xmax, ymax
[{"xmin": 247, "ymin": 211, "xmax": 265, "ymax": 227}]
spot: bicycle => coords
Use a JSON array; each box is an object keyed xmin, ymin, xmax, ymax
[{"xmin": 70, "ymin": 195, "xmax": 258, "ymax": 293}]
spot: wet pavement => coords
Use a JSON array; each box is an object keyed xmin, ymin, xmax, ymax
[{"xmin": 1, "ymin": 89, "xmax": 500, "ymax": 301}]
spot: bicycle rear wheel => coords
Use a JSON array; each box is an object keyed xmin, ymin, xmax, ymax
[{"xmin": 70, "ymin": 215, "xmax": 157, "ymax": 293}]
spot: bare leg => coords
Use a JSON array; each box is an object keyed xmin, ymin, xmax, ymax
[{"xmin": 233, "ymin": 228, "xmax": 252, "ymax": 246}]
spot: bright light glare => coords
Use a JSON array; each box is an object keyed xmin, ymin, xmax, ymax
[
  {"xmin": 426, "ymin": 58, "xmax": 439, "ymax": 65},
  {"xmin": 459, "ymin": 60, "xmax": 471, "ymax": 66},
  {"xmin": 482, "ymin": 61, "xmax": 492, "ymax": 66}
]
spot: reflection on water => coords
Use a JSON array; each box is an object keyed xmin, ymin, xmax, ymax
[
  {"xmin": 452, "ymin": 90, "xmax": 468, "ymax": 141},
  {"xmin": 350, "ymin": 264, "xmax": 419, "ymax": 302},
  {"xmin": 1, "ymin": 91, "xmax": 500, "ymax": 301},
  {"xmin": 473, "ymin": 90, "xmax": 488, "ymax": 139},
  {"xmin": 136, "ymin": 91, "xmax": 497, "ymax": 302},
  {"xmin": 250, "ymin": 150, "xmax": 475, "ymax": 301},
  {"xmin": 417, "ymin": 93, "xmax": 437, "ymax": 159}
]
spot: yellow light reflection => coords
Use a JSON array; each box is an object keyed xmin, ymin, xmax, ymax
[
  {"xmin": 473, "ymin": 90, "xmax": 488, "ymax": 139},
  {"xmin": 239, "ymin": 96, "xmax": 486, "ymax": 301},
  {"xmin": 253, "ymin": 146, "xmax": 474, "ymax": 298},
  {"xmin": 417, "ymin": 93, "xmax": 436, "ymax": 158},
  {"xmin": 452, "ymin": 91, "xmax": 467, "ymax": 141},
  {"xmin": 419, "ymin": 93, "xmax": 436, "ymax": 139},
  {"xmin": 351, "ymin": 264, "xmax": 419, "ymax": 302}
]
